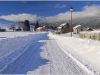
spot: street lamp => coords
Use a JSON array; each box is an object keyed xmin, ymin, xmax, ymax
[{"xmin": 70, "ymin": 6, "xmax": 73, "ymax": 37}]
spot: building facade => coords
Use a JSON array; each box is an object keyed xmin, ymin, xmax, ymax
[
  {"xmin": 57, "ymin": 23, "xmax": 70, "ymax": 33},
  {"xmin": 73, "ymin": 25, "xmax": 87, "ymax": 34}
]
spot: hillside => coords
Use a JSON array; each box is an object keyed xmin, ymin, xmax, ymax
[{"xmin": 45, "ymin": 16, "xmax": 100, "ymax": 29}]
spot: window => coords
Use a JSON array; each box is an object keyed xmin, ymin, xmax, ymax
[{"xmin": 81, "ymin": 29, "xmax": 83, "ymax": 31}]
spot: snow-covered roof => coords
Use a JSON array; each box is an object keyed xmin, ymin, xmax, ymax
[
  {"xmin": 37, "ymin": 27, "xmax": 43, "ymax": 29},
  {"xmin": 57, "ymin": 27, "xmax": 62, "ymax": 29},
  {"xmin": 74, "ymin": 25, "xmax": 82, "ymax": 28},
  {"xmin": 59, "ymin": 23, "xmax": 66, "ymax": 27}
]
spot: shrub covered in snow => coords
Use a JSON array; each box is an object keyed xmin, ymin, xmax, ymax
[{"xmin": 79, "ymin": 31, "xmax": 100, "ymax": 41}]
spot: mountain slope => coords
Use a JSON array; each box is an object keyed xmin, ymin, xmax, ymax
[{"xmin": 44, "ymin": 16, "xmax": 100, "ymax": 29}]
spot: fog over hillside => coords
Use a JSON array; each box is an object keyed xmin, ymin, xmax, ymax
[
  {"xmin": 68, "ymin": 16, "xmax": 100, "ymax": 28},
  {"xmin": 40, "ymin": 16, "xmax": 100, "ymax": 29}
]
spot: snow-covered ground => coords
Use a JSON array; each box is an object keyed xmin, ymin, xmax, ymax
[
  {"xmin": 0, "ymin": 31, "xmax": 100, "ymax": 74},
  {"xmin": 0, "ymin": 31, "xmax": 46, "ymax": 72},
  {"xmin": 0, "ymin": 32, "xmax": 35, "ymax": 39},
  {"xmin": 49, "ymin": 32, "xmax": 100, "ymax": 74}
]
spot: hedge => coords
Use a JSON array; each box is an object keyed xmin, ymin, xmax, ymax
[{"xmin": 79, "ymin": 31, "xmax": 100, "ymax": 41}]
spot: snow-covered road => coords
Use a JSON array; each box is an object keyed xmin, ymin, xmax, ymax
[{"xmin": 0, "ymin": 33, "xmax": 94, "ymax": 74}]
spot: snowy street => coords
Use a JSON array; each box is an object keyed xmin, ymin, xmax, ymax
[{"xmin": 0, "ymin": 33, "xmax": 95, "ymax": 74}]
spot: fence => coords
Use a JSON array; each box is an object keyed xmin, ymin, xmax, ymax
[{"xmin": 79, "ymin": 31, "xmax": 100, "ymax": 41}]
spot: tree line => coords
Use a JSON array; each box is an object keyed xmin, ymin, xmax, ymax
[
  {"xmin": 22, "ymin": 20, "xmax": 40, "ymax": 31},
  {"xmin": 10, "ymin": 20, "xmax": 39, "ymax": 31}
]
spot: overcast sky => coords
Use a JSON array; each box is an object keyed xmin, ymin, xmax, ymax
[{"xmin": 0, "ymin": 1, "xmax": 100, "ymax": 26}]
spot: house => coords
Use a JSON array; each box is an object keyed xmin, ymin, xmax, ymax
[
  {"xmin": 57, "ymin": 23, "xmax": 70, "ymax": 33},
  {"xmin": 36, "ymin": 24, "xmax": 49, "ymax": 32},
  {"xmin": 36, "ymin": 27, "xmax": 45, "ymax": 32},
  {"xmin": 43, "ymin": 25, "xmax": 48, "ymax": 31},
  {"xmin": 86, "ymin": 28, "xmax": 93, "ymax": 31},
  {"xmin": 73, "ymin": 25, "xmax": 87, "ymax": 34}
]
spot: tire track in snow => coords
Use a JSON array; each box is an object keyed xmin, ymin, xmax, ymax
[
  {"xmin": 28, "ymin": 34, "xmax": 88, "ymax": 74},
  {"xmin": 1, "ymin": 34, "xmax": 49, "ymax": 74},
  {"xmin": 54, "ymin": 38, "xmax": 94, "ymax": 74},
  {"xmin": 46, "ymin": 38, "xmax": 88, "ymax": 74},
  {"xmin": 0, "ymin": 33, "xmax": 95, "ymax": 74}
]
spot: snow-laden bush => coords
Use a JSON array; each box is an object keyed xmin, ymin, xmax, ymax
[{"xmin": 80, "ymin": 31, "xmax": 100, "ymax": 41}]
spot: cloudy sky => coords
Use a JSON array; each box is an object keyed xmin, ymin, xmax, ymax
[{"xmin": 0, "ymin": 1, "xmax": 100, "ymax": 26}]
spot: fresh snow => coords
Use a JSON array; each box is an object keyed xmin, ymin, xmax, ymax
[
  {"xmin": 49, "ymin": 32, "xmax": 100, "ymax": 74},
  {"xmin": 0, "ymin": 31, "xmax": 100, "ymax": 74},
  {"xmin": 73, "ymin": 25, "xmax": 81, "ymax": 28},
  {"xmin": 0, "ymin": 32, "xmax": 35, "ymax": 39},
  {"xmin": 0, "ymin": 32, "xmax": 46, "ymax": 72}
]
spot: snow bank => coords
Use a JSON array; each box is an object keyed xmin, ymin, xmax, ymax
[
  {"xmin": 0, "ymin": 32, "xmax": 47, "ymax": 72},
  {"xmin": 48, "ymin": 32, "xmax": 100, "ymax": 74}
]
